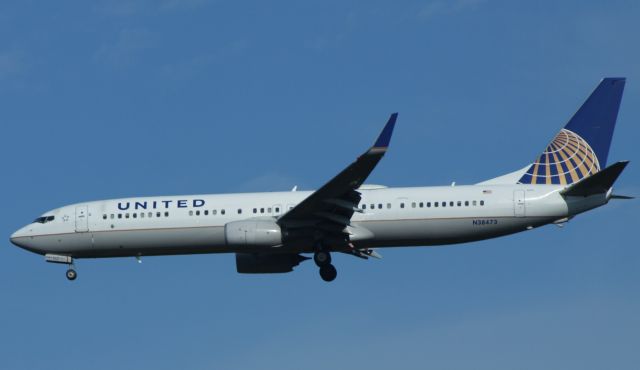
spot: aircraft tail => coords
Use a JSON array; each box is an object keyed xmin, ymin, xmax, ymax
[{"xmin": 517, "ymin": 78, "xmax": 626, "ymax": 185}]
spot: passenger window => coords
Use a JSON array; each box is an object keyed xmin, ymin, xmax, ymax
[
  {"xmin": 362, "ymin": 204, "xmax": 367, "ymax": 210},
  {"xmin": 118, "ymin": 214, "xmax": 123, "ymax": 219},
  {"xmin": 387, "ymin": 203, "xmax": 391, "ymax": 209},
  {"xmin": 148, "ymin": 212, "xmax": 152, "ymax": 218},
  {"xmin": 370, "ymin": 204, "xmax": 374, "ymax": 209},
  {"xmin": 427, "ymin": 202, "xmax": 431, "ymax": 208},
  {"xmin": 140, "ymin": 213, "xmax": 145, "ymax": 218},
  {"xmin": 111, "ymin": 214, "xmax": 115, "ymax": 219},
  {"xmin": 449, "ymin": 201, "xmax": 454, "ymax": 207},
  {"xmin": 205, "ymin": 210, "xmax": 209, "ymax": 216},
  {"xmin": 213, "ymin": 210, "xmax": 217, "ymax": 215},
  {"xmin": 237, "ymin": 209, "xmax": 242, "ymax": 214},
  {"xmin": 165, "ymin": 211, "xmax": 169, "ymax": 217},
  {"xmin": 400, "ymin": 203, "xmax": 404, "ymax": 208},
  {"xmin": 189, "ymin": 210, "xmax": 193, "ymax": 216},
  {"xmin": 378, "ymin": 204, "xmax": 382, "ymax": 209},
  {"xmin": 480, "ymin": 200, "xmax": 485, "ymax": 206},
  {"xmin": 196, "ymin": 210, "xmax": 200, "ymax": 216},
  {"xmin": 133, "ymin": 213, "xmax": 137, "ymax": 218},
  {"xmin": 268, "ymin": 207, "xmax": 272, "ymax": 213},
  {"xmin": 260, "ymin": 208, "xmax": 264, "ymax": 213},
  {"xmin": 221, "ymin": 209, "xmax": 226, "ymax": 215},
  {"xmin": 126, "ymin": 213, "xmax": 130, "ymax": 218},
  {"xmin": 253, "ymin": 208, "xmax": 257, "ymax": 214},
  {"xmin": 465, "ymin": 201, "xmax": 469, "ymax": 206},
  {"xmin": 442, "ymin": 202, "xmax": 446, "ymax": 208},
  {"xmin": 275, "ymin": 207, "xmax": 280, "ymax": 213},
  {"xmin": 156, "ymin": 212, "xmax": 161, "ymax": 217},
  {"xmin": 434, "ymin": 202, "xmax": 438, "ymax": 207},
  {"xmin": 472, "ymin": 200, "xmax": 477, "ymax": 206},
  {"xmin": 419, "ymin": 202, "xmax": 423, "ymax": 208},
  {"xmin": 457, "ymin": 201, "xmax": 462, "ymax": 207},
  {"xmin": 103, "ymin": 214, "xmax": 107, "ymax": 220}
]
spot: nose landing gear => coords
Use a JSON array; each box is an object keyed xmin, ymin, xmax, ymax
[
  {"xmin": 66, "ymin": 268, "xmax": 77, "ymax": 281},
  {"xmin": 45, "ymin": 254, "xmax": 77, "ymax": 281}
]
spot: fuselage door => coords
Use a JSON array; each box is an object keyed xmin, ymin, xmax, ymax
[
  {"xmin": 514, "ymin": 190, "xmax": 526, "ymax": 217},
  {"xmin": 75, "ymin": 205, "xmax": 89, "ymax": 232}
]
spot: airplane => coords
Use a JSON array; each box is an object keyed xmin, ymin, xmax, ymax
[{"xmin": 10, "ymin": 78, "xmax": 631, "ymax": 282}]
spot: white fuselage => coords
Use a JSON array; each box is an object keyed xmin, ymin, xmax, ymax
[{"xmin": 9, "ymin": 184, "xmax": 607, "ymax": 259}]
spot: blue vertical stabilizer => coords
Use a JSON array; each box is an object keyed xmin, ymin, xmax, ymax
[{"xmin": 518, "ymin": 78, "xmax": 625, "ymax": 185}]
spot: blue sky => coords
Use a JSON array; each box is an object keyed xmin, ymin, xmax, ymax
[{"xmin": 1, "ymin": 1, "xmax": 638, "ymax": 369}]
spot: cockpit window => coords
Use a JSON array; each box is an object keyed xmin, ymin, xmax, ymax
[{"xmin": 33, "ymin": 216, "xmax": 55, "ymax": 224}]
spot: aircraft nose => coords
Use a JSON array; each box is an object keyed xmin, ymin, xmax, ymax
[
  {"xmin": 10, "ymin": 226, "xmax": 47, "ymax": 255},
  {"xmin": 10, "ymin": 231, "xmax": 19, "ymax": 246},
  {"xmin": 10, "ymin": 228, "xmax": 27, "ymax": 248}
]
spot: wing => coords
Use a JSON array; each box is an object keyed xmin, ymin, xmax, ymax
[{"xmin": 277, "ymin": 113, "xmax": 397, "ymax": 249}]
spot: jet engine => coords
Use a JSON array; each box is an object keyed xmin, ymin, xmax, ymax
[
  {"xmin": 224, "ymin": 220, "xmax": 282, "ymax": 247},
  {"xmin": 235, "ymin": 253, "xmax": 309, "ymax": 273}
]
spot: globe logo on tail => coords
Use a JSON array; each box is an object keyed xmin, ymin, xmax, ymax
[{"xmin": 518, "ymin": 129, "xmax": 600, "ymax": 185}]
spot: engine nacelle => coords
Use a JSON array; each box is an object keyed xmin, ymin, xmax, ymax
[
  {"xmin": 235, "ymin": 253, "xmax": 308, "ymax": 273},
  {"xmin": 224, "ymin": 220, "xmax": 282, "ymax": 247}
]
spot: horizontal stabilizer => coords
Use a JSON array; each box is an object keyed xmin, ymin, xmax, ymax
[{"xmin": 561, "ymin": 161, "xmax": 629, "ymax": 197}]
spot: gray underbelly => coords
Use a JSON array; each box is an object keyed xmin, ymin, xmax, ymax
[
  {"xmin": 35, "ymin": 226, "xmax": 229, "ymax": 258},
  {"xmin": 355, "ymin": 216, "xmax": 554, "ymax": 247}
]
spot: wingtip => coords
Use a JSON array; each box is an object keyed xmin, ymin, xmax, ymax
[
  {"xmin": 613, "ymin": 160, "xmax": 630, "ymax": 167},
  {"xmin": 373, "ymin": 113, "xmax": 398, "ymax": 148}
]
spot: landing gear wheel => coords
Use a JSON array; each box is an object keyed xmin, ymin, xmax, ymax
[
  {"xmin": 314, "ymin": 251, "xmax": 332, "ymax": 267},
  {"xmin": 319, "ymin": 264, "xmax": 337, "ymax": 282},
  {"xmin": 66, "ymin": 269, "xmax": 77, "ymax": 281}
]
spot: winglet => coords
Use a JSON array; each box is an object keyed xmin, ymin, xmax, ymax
[{"xmin": 373, "ymin": 113, "xmax": 398, "ymax": 149}]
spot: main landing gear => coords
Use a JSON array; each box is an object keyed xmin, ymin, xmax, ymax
[{"xmin": 314, "ymin": 251, "xmax": 337, "ymax": 282}]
